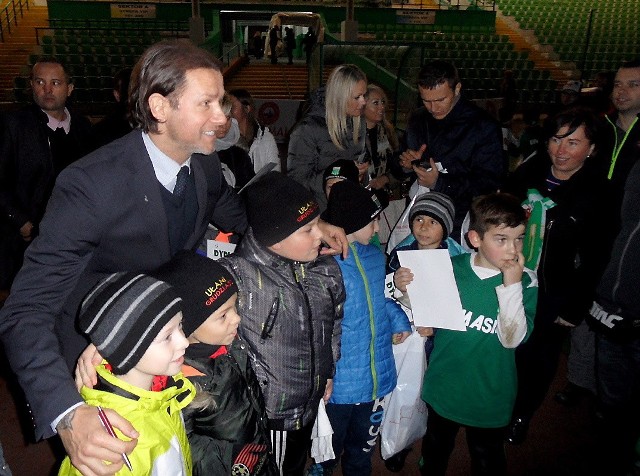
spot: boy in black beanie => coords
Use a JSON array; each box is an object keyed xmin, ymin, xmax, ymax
[
  {"xmin": 152, "ymin": 251, "xmax": 276, "ymax": 476},
  {"xmin": 219, "ymin": 171, "xmax": 346, "ymax": 476},
  {"xmin": 60, "ymin": 272, "xmax": 195, "ymax": 475}
]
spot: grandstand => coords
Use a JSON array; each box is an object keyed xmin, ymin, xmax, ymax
[
  {"xmin": 496, "ymin": 0, "xmax": 639, "ymax": 80},
  {"xmin": 0, "ymin": 0, "xmax": 638, "ymax": 122}
]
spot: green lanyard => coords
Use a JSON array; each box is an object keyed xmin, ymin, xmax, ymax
[{"xmin": 608, "ymin": 116, "xmax": 639, "ymax": 180}]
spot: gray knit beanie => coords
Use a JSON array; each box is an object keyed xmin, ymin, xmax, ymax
[
  {"xmin": 79, "ymin": 272, "xmax": 183, "ymax": 374},
  {"xmin": 409, "ymin": 192, "xmax": 455, "ymax": 239}
]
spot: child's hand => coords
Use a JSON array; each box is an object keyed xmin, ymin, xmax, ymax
[
  {"xmin": 323, "ymin": 379, "xmax": 333, "ymax": 402},
  {"xmin": 393, "ymin": 267, "xmax": 414, "ymax": 293},
  {"xmin": 501, "ymin": 251, "xmax": 525, "ymax": 287},
  {"xmin": 416, "ymin": 326, "xmax": 434, "ymax": 337},
  {"xmin": 392, "ymin": 331, "xmax": 411, "ymax": 345},
  {"xmin": 75, "ymin": 344, "xmax": 103, "ymax": 391}
]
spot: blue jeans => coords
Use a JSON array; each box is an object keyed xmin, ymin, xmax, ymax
[
  {"xmin": 595, "ymin": 334, "xmax": 640, "ymax": 474},
  {"xmin": 322, "ymin": 398, "xmax": 385, "ymax": 476}
]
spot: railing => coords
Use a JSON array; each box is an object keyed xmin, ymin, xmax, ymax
[
  {"xmin": 34, "ymin": 24, "xmax": 191, "ymax": 45},
  {"xmin": 0, "ymin": 0, "xmax": 29, "ymax": 42},
  {"xmin": 394, "ymin": 0, "xmax": 496, "ymax": 10},
  {"xmin": 221, "ymin": 43, "xmax": 242, "ymax": 68}
]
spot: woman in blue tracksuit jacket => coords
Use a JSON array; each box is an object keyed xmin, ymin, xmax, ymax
[{"xmin": 321, "ymin": 235, "xmax": 411, "ymax": 475}]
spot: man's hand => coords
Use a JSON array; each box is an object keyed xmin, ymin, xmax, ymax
[
  {"xmin": 323, "ymin": 379, "xmax": 333, "ymax": 402},
  {"xmin": 19, "ymin": 221, "xmax": 34, "ymax": 242},
  {"xmin": 399, "ymin": 144, "xmax": 427, "ymax": 170},
  {"xmin": 413, "ymin": 157, "xmax": 439, "ymax": 188},
  {"xmin": 317, "ymin": 219, "xmax": 349, "ymax": 259},
  {"xmin": 75, "ymin": 344, "xmax": 102, "ymax": 391},
  {"xmin": 58, "ymin": 405, "xmax": 138, "ymax": 476},
  {"xmin": 501, "ymin": 251, "xmax": 525, "ymax": 287},
  {"xmin": 393, "ymin": 267, "xmax": 414, "ymax": 293}
]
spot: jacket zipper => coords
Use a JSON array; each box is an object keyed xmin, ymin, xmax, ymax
[{"xmin": 294, "ymin": 262, "xmax": 315, "ymax": 430}]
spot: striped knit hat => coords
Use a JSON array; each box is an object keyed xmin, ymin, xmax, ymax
[
  {"xmin": 409, "ymin": 192, "xmax": 455, "ymax": 239},
  {"xmin": 79, "ymin": 272, "xmax": 183, "ymax": 374}
]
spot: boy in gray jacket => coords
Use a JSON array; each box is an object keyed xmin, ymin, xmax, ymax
[{"xmin": 220, "ymin": 172, "xmax": 345, "ymax": 476}]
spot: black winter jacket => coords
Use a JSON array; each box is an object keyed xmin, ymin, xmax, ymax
[
  {"xmin": 220, "ymin": 229, "xmax": 345, "ymax": 431},
  {"xmin": 404, "ymin": 97, "xmax": 504, "ymax": 240},
  {"xmin": 506, "ymin": 155, "xmax": 613, "ymax": 325},
  {"xmin": 183, "ymin": 341, "xmax": 276, "ymax": 476},
  {"xmin": 591, "ymin": 159, "xmax": 640, "ymax": 339}
]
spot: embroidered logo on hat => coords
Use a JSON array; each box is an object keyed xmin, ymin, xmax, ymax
[
  {"xmin": 298, "ymin": 201, "xmax": 319, "ymax": 222},
  {"xmin": 205, "ymin": 277, "xmax": 235, "ymax": 307}
]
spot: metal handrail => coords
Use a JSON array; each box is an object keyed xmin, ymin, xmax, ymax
[
  {"xmin": 222, "ymin": 43, "xmax": 241, "ymax": 67},
  {"xmin": 0, "ymin": 0, "xmax": 29, "ymax": 42}
]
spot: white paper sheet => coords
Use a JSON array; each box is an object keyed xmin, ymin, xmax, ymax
[{"xmin": 397, "ymin": 249, "xmax": 466, "ymax": 331}]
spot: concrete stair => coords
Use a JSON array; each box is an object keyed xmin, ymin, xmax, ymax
[
  {"xmin": 495, "ymin": 15, "xmax": 575, "ymax": 83},
  {"xmin": 0, "ymin": 4, "xmax": 49, "ymax": 102},
  {"xmin": 224, "ymin": 61, "xmax": 309, "ymax": 100}
]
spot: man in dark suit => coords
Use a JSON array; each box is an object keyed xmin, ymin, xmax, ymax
[
  {"xmin": 0, "ymin": 41, "xmax": 247, "ymax": 475},
  {"xmin": 0, "ymin": 57, "xmax": 92, "ymax": 293}
]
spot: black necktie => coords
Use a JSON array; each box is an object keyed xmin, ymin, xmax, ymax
[{"xmin": 174, "ymin": 166, "xmax": 189, "ymax": 198}]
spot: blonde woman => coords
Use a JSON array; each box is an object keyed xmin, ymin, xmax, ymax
[
  {"xmin": 362, "ymin": 84, "xmax": 401, "ymax": 194},
  {"xmin": 287, "ymin": 64, "xmax": 367, "ymax": 209}
]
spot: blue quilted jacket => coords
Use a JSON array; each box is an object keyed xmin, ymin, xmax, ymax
[{"xmin": 329, "ymin": 241, "xmax": 411, "ymax": 404}]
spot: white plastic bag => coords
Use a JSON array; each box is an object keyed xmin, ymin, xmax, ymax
[
  {"xmin": 249, "ymin": 125, "xmax": 281, "ymax": 173},
  {"xmin": 380, "ymin": 330, "xmax": 428, "ymax": 460},
  {"xmin": 310, "ymin": 399, "xmax": 335, "ymax": 463}
]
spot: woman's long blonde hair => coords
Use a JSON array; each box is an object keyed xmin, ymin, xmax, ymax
[
  {"xmin": 366, "ymin": 84, "xmax": 399, "ymax": 152},
  {"xmin": 325, "ymin": 64, "xmax": 367, "ymax": 150}
]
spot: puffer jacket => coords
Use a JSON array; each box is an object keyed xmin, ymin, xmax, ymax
[
  {"xmin": 287, "ymin": 87, "xmax": 367, "ymax": 210},
  {"xmin": 404, "ymin": 97, "xmax": 504, "ymax": 239},
  {"xmin": 58, "ymin": 362, "xmax": 195, "ymax": 476},
  {"xmin": 330, "ymin": 242, "xmax": 411, "ymax": 404},
  {"xmin": 220, "ymin": 228, "xmax": 345, "ymax": 431},
  {"xmin": 182, "ymin": 341, "xmax": 276, "ymax": 476}
]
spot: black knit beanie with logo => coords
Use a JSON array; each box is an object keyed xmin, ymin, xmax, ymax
[
  {"xmin": 245, "ymin": 171, "xmax": 320, "ymax": 246},
  {"xmin": 152, "ymin": 251, "xmax": 239, "ymax": 337}
]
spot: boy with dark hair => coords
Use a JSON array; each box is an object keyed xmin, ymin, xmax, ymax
[
  {"xmin": 387, "ymin": 191, "xmax": 460, "ymax": 274},
  {"xmin": 220, "ymin": 171, "xmax": 346, "ymax": 476},
  {"xmin": 397, "ymin": 193, "xmax": 537, "ymax": 475}
]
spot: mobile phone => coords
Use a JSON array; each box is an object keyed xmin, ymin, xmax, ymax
[{"xmin": 411, "ymin": 158, "xmax": 430, "ymax": 168}]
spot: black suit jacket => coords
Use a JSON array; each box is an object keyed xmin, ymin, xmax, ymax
[
  {"xmin": 0, "ymin": 130, "xmax": 247, "ymax": 439},
  {"xmin": 0, "ymin": 104, "xmax": 93, "ymax": 230}
]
